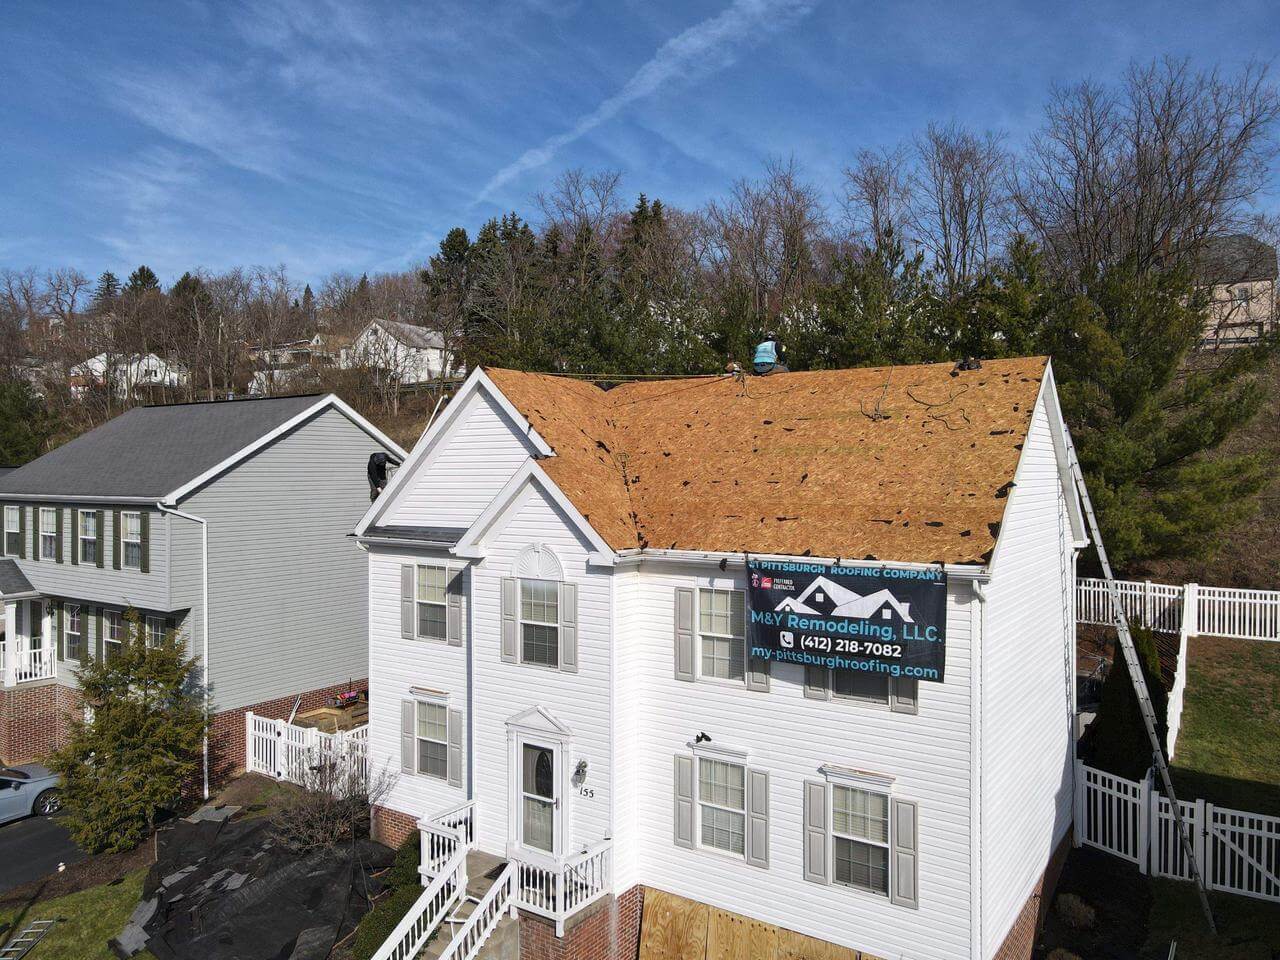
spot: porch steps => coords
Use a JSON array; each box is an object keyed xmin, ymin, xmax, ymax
[{"xmin": 420, "ymin": 851, "xmax": 518, "ymax": 960}]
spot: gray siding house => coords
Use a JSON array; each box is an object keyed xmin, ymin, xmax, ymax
[{"xmin": 0, "ymin": 394, "xmax": 403, "ymax": 790}]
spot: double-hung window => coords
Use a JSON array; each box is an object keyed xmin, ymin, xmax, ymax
[
  {"xmin": 3, "ymin": 506, "xmax": 18, "ymax": 556},
  {"xmin": 39, "ymin": 508, "xmax": 57, "ymax": 560},
  {"xmin": 832, "ymin": 785, "xmax": 891, "ymax": 896},
  {"xmin": 145, "ymin": 616, "xmax": 166, "ymax": 648},
  {"xmin": 65, "ymin": 604, "xmax": 82, "ymax": 662},
  {"xmin": 79, "ymin": 510, "xmax": 98, "ymax": 565},
  {"xmin": 121, "ymin": 513, "xmax": 142, "ymax": 570},
  {"xmin": 519, "ymin": 579, "xmax": 559, "ymax": 668},
  {"xmin": 105, "ymin": 611, "xmax": 125, "ymax": 661},
  {"xmin": 699, "ymin": 588, "xmax": 745, "ymax": 681},
  {"xmin": 415, "ymin": 701, "xmax": 448, "ymax": 780},
  {"xmin": 697, "ymin": 758, "xmax": 746, "ymax": 856},
  {"xmin": 416, "ymin": 566, "xmax": 447, "ymax": 641}
]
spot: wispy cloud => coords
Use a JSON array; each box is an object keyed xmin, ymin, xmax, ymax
[{"xmin": 476, "ymin": 0, "xmax": 821, "ymax": 203}]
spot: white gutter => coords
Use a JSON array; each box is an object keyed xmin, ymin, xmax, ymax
[
  {"xmin": 969, "ymin": 578, "xmax": 988, "ymax": 960},
  {"xmin": 157, "ymin": 503, "xmax": 211, "ymax": 800},
  {"xmin": 612, "ymin": 546, "xmax": 992, "ymax": 580}
]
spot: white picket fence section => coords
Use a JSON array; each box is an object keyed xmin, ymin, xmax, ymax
[
  {"xmin": 1075, "ymin": 761, "xmax": 1280, "ymax": 903},
  {"xmin": 1077, "ymin": 578, "xmax": 1280, "ymax": 642},
  {"xmin": 244, "ymin": 711, "xmax": 369, "ymax": 786}
]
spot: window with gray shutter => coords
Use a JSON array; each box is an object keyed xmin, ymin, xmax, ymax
[
  {"xmin": 802, "ymin": 780, "xmax": 830, "ymax": 884},
  {"xmin": 446, "ymin": 567, "xmax": 465, "ymax": 647},
  {"xmin": 673, "ymin": 755, "xmax": 694, "ymax": 848},
  {"xmin": 447, "ymin": 708, "xmax": 464, "ymax": 787},
  {"xmin": 890, "ymin": 678, "xmax": 919, "ymax": 715},
  {"xmin": 558, "ymin": 582, "xmax": 578, "ymax": 673},
  {"xmin": 804, "ymin": 664, "xmax": 831, "ymax": 700},
  {"xmin": 70, "ymin": 510, "xmax": 79, "ymax": 566},
  {"xmin": 745, "ymin": 656, "xmax": 770, "ymax": 693},
  {"xmin": 400, "ymin": 565, "xmax": 414, "ymax": 639},
  {"xmin": 112, "ymin": 509, "xmax": 121, "ymax": 569},
  {"xmin": 500, "ymin": 577, "xmax": 517, "ymax": 663},
  {"xmin": 94, "ymin": 509, "xmax": 105, "ymax": 568},
  {"xmin": 744, "ymin": 768, "xmax": 770, "ymax": 868},
  {"xmin": 890, "ymin": 799, "xmax": 919, "ymax": 908},
  {"xmin": 673, "ymin": 587, "xmax": 694, "ymax": 682},
  {"xmin": 400, "ymin": 700, "xmax": 415, "ymax": 775}
]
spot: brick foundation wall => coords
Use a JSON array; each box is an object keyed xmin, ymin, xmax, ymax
[
  {"xmin": 993, "ymin": 832, "xmax": 1072, "ymax": 960},
  {"xmin": 0, "ymin": 682, "xmax": 84, "ymax": 765},
  {"xmin": 206, "ymin": 678, "xmax": 367, "ymax": 789},
  {"xmin": 372, "ymin": 804, "xmax": 419, "ymax": 849},
  {"xmin": 520, "ymin": 885, "xmax": 644, "ymax": 960}
]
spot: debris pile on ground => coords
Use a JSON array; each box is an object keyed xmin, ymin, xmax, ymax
[{"xmin": 111, "ymin": 804, "xmax": 393, "ymax": 960}]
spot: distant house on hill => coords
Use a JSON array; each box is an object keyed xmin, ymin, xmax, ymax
[
  {"xmin": 69, "ymin": 353, "xmax": 189, "ymax": 400},
  {"xmin": 344, "ymin": 318, "xmax": 458, "ymax": 386},
  {"xmin": 1199, "ymin": 234, "xmax": 1277, "ymax": 346}
]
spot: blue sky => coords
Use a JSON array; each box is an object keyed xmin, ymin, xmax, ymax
[{"xmin": 2, "ymin": 0, "xmax": 1277, "ymax": 284}]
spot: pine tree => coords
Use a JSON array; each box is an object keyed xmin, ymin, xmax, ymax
[
  {"xmin": 1088, "ymin": 623, "xmax": 1168, "ymax": 780},
  {"xmin": 50, "ymin": 611, "xmax": 206, "ymax": 854},
  {"xmin": 300, "ymin": 284, "xmax": 316, "ymax": 327},
  {"xmin": 0, "ymin": 381, "xmax": 56, "ymax": 465},
  {"xmin": 92, "ymin": 271, "xmax": 122, "ymax": 308},
  {"xmin": 125, "ymin": 265, "xmax": 160, "ymax": 293}
]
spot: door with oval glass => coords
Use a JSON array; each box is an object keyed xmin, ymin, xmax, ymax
[{"xmin": 518, "ymin": 739, "xmax": 561, "ymax": 856}]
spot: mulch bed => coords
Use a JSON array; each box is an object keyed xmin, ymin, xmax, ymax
[{"xmin": 1036, "ymin": 846, "xmax": 1153, "ymax": 960}]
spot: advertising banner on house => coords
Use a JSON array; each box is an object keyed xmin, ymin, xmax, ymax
[{"xmin": 746, "ymin": 558, "xmax": 947, "ymax": 682}]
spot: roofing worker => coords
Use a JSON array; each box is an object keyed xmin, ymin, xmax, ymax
[{"xmin": 752, "ymin": 332, "xmax": 788, "ymax": 375}]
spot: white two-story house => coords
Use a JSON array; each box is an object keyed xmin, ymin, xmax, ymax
[{"xmin": 356, "ymin": 358, "xmax": 1085, "ymax": 960}]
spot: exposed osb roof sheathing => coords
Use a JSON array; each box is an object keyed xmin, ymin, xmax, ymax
[{"xmin": 485, "ymin": 356, "xmax": 1048, "ymax": 565}]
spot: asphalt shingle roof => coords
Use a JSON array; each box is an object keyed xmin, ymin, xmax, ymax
[
  {"xmin": 363, "ymin": 524, "xmax": 467, "ymax": 545},
  {"xmin": 375, "ymin": 319, "xmax": 444, "ymax": 350},
  {"xmin": 0, "ymin": 559, "xmax": 35, "ymax": 598},
  {"xmin": 0, "ymin": 394, "xmax": 326, "ymax": 500},
  {"xmin": 1199, "ymin": 234, "xmax": 1278, "ymax": 283}
]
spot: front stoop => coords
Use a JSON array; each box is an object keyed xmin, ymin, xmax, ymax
[{"xmin": 422, "ymin": 851, "xmax": 519, "ymax": 960}]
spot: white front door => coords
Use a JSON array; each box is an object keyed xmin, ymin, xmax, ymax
[{"xmin": 517, "ymin": 739, "xmax": 561, "ymax": 856}]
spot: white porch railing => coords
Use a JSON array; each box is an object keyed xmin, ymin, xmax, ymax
[
  {"xmin": 1075, "ymin": 760, "xmax": 1280, "ymax": 903},
  {"xmin": 419, "ymin": 800, "xmax": 476, "ymax": 879},
  {"xmin": 243, "ymin": 711, "xmax": 369, "ymax": 786},
  {"xmin": 0, "ymin": 642, "xmax": 56, "ymax": 686},
  {"xmin": 371, "ymin": 844, "xmax": 469, "ymax": 960},
  {"xmin": 1077, "ymin": 577, "xmax": 1280, "ymax": 642},
  {"xmin": 512, "ymin": 841, "xmax": 613, "ymax": 936},
  {"xmin": 436, "ymin": 862, "xmax": 516, "ymax": 960}
]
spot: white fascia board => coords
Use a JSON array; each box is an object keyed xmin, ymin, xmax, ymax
[
  {"xmin": 613, "ymin": 547, "xmax": 987, "ymax": 580},
  {"xmin": 1040, "ymin": 362, "xmax": 1090, "ymax": 546},
  {"xmin": 353, "ymin": 368, "xmax": 554, "ymax": 536},
  {"xmin": 163, "ymin": 394, "xmax": 405, "ymax": 507},
  {"xmin": 451, "ymin": 459, "xmax": 616, "ymax": 566}
]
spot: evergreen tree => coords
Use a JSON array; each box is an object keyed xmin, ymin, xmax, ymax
[
  {"xmin": 300, "ymin": 284, "xmax": 316, "ymax": 327},
  {"xmin": 125, "ymin": 265, "xmax": 160, "ymax": 294},
  {"xmin": 0, "ymin": 381, "xmax": 56, "ymax": 465},
  {"xmin": 1088, "ymin": 623, "xmax": 1168, "ymax": 780},
  {"xmin": 92, "ymin": 271, "xmax": 122, "ymax": 308},
  {"xmin": 50, "ymin": 611, "xmax": 206, "ymax": 854}
]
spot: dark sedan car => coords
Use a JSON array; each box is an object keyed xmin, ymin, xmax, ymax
[{"xmin": 0, "ymin": 765, "xmax": 62, "ymax": 825}]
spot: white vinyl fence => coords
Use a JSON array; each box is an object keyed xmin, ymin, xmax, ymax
[
  {"xmin": 1075, "ymin": 761, "xmax": 1280, "ymax": 903},
  {"xmin": 244, "ymin": 712, "xmax": 369, "ymax": 786},
  {"xmin": 1077, "ymin": 578, "xmax": 1280, "ymax": 642}
]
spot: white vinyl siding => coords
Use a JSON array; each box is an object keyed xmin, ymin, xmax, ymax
[
  {"xmin": 698, "ymin": 758, "xmax": 746, "ymax": 856},
  {"xmin": 833, "ymin": 786, "xmax": 890, "ymax": 895},
  {"xmin": 39, "ymin": 507, "xmax": 57, "ymax": 559},
  {"xmin": 416, "ymin": 565, "xmax": 448, "ymax": 640},
  {"xmin": 520, "ymin": 578, "xmax": 559, "ymax": 668},
  {"xmin": 417, "ymin": 701, "xmax": 449, "ymax": 779},
  {"xmin": 698, "ymin": 588, "xmax": 744, "ymax": 681},
  {"xmin": 3, "ymin": 506, "xmax": 18, "ymax": 555},
  {"xmin": 121, "ymin": 512, "xmax": 142, "ymax": 570},
  {"xmin": 79, "ymin": 510, "xmax": 98, "ymax": 565}
]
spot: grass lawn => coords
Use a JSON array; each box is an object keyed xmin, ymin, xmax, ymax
[
  {"xmin": 1170, "ymin": 635, "xmax": 1280, "ymax": 816},
  {"xmin": 0, "ymin": 869, "xmax": 151, "ymax": 960},
  {"xmin": 1145, "ymin": 880, "xmax": 1280, "ymax": 960}
]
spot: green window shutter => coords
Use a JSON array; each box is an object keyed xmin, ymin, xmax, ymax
[
  {"xmin": 30, "ymin": 507, "xmax": 38, "ymax": 562},
  {"xmin": 71, "ymin": 509, "xmax": 80, "ymax": 565},
  {"xmin": 140, "ymin": 511, "xmax": 150, "ymax": 573},
  {"xmin": 94, "ymin": 608, "xmax": 104, "ymax": 662},
  {"xmin": 55, "ymin": 509, "xmax": 64, "ymax": 563},
  {"xmin": 17, "ymin": 505, "xmax": 25, "ymax": 559},
  {"xmin": 95, "ymin": 510, "xmax": 105, "ymax": 568},
  {"xmin": 83, "ymin": 608, "xmax": 94, "ymax": 666},
  {"xmin": 112, "ymin": 510, "xmax": 121, "ymax": 570},
  {"xmin": 56, "ymin": 601, "xmax": 64, "ymax": 660}
]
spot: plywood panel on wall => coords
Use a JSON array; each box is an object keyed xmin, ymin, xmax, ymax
[{"xmin": 639, "ymin": 888, "xmax": 709, "ymax": 960}]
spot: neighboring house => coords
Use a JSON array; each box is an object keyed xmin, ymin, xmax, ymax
[
  {"xmin": 354, "ymin": 359, "xmax": 1085, "ymax": 960},
  {"xmin": 1199, "ymin": 234, "xmax": 1278, "ymax": 346},
  {"xmin": 69, "ymin": 352, "xmax": 190, "ymax": 400},
  {"xmin": 246, "ymin": 336, "xmax": 326, "ymax": 368},
  {"xmin": 343, "ymin": 318, "xmax": 456, "ymax": 386},
  {"xmin": 0, "ymin": 394, "xmax": 404, "ymax": 794}
]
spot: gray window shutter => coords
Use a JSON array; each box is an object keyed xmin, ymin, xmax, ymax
[
  {"xmin": 673, "ymin": 755, "xmax": 694, "ymax": 848},
  {"xmin": 446, "ymin": 707, "xmax": 463, "ymax": 788},
  {"xmin": 55, "ymin": 601, "xmax": 64, "ymax": 660},
  {"xmin": 804, "ymin": 665, "xmax": 831, "ymax": 700},
  {"xmin": 891, "ymin": 678, "xmax": 919, "ymax": 715},
  {"xmin": 891, "ymin": 798, "xmax": 920, "ymax": 908},
  {"xmin": 744, "ymin": 768, "xmax": 770, "ymax": 868},
  {"xmin": 139, "ymin": 511, "xmax": 150, "ymax": 573},
  {"xmin": 400, "ymin": 565, "xmax": 414, "ymax": 639},
  {"xmin": 558, "ymin": 581, "xmax": 578, "ymax": 673},
  {"xmin": 745, "ymin": 655, "xmax": 770, "ymax": 693},
  {"xmin": 112, "ymin": 509, "xmax": 121, "ymax": 570},
  {"xmin": 95, "ymin": 509, "xmax": 105, "ymax": 568},
  {"xmin": 446, "ymin": 567, "xmax": 465, "ymax": 647},
  {"xmin": 803, "ymin": 780, "xmax": 831, "ymax": 884},
  {"xmin": 71, "ymin": 510, "xmax": 79, "ymax": 566},
  {"xmin": 673, "ymin": 587, "xmax": 694, "ymax": 682},
  {"xmin": 500, "ymin": 577, "xmax": 517, "ymax": 663},
  {"xmin": 401, "ymin": 700, "xmax": 416, "ymax": 775}
]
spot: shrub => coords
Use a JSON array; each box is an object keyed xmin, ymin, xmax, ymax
[
  {"xmin": 386, "ymin": 832, "xmax": 422, "ymax": 890},
  {"xmin": 1088, "ymin": 622, "xmax": 1169, "ymax": 780},
  {"xmin": 351, "ymin": 884, "xmax": 425, "ymax": 960}
]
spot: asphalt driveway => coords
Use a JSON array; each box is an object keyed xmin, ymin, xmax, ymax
[{"xmin": 0, "ymin": 813, "xmax": 86, "ymax": 894}]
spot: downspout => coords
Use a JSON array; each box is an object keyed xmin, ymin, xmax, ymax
[
  {"xmin": 970, "ymin": 578, "xmax": 988, "ymax": 960},
  {"xmin": 158, "ymin": 503, "xmax": 211, "ymax": 800}
]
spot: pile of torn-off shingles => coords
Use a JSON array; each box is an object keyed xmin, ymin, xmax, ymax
[{"xmin": 112, "ymin": 805, "xmax": 392, "ymax": 960}]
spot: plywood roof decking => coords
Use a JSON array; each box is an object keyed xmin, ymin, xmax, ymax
[{"xmin": 485, "ymin": 356, "xmax": 1048, "ymax": 565}]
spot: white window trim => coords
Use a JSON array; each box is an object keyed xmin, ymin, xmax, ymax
[
  {"xmin": 695, "ymin": 755, "xmax": 748, "ymax": 860},
  {"xmin": 121, "ymin": 512, "xmax": 142, "ymax": 570},
  {"xmin": 696, "ymin": 586, "xmax": 746, "ymax": 686},
  {"xmin": 414, "ymin": 699, "xmax": 449, "ymax": 781},
  {"xmin": 64, "ymin": 604, "xmax": 82, "ymax": 661},
  {"xmin": 414, "ymin": 563, "xmax": 449, "ymax": 642},
  {"xmin": 105, "ymin": 610, "xmax": 125, "ymax": 655},
  {"xmin": 145, "ymin": 615, "xmax": 166, "ymax": 648},
  {"xmin": 687, "ymin": 739, "xmax": 749, "ymax": 764},
  {"xmin": 409, "ymin": 686, "xmax": 449, "ymax": 705},
  {"xmin": 822, "ymin": 764, "xmax": 895, "ymax": 899},
  {"xmin": 820, "ymin": 764, "xmax": 895, "ymax": 792},
  {"xmin": 79, "ymin": 509, "xmax": 97, "ymax": 564},
  {"xmin": 3, "ymin": 506, "xmax": 18, "ymax": 554},
  {"xmin": 39, "ymin": 507, "xmax": 57, "ymax": 560},
  {"xmin": 518, "ymin": 577, "xmax": 560, "ymax": 670}
]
